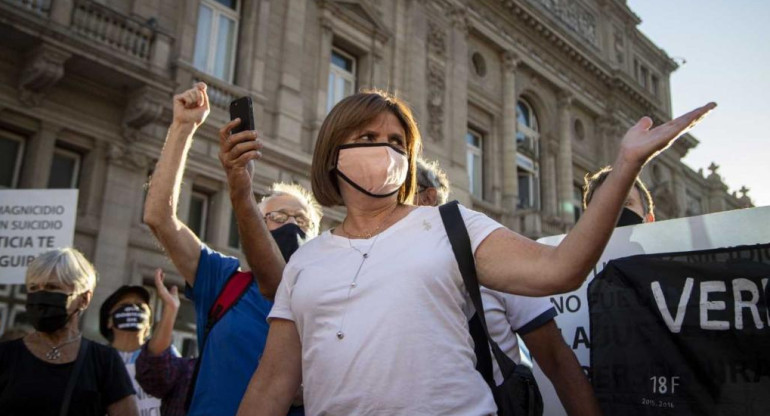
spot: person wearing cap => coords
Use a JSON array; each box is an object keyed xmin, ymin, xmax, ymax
[{"xmin": 100, "ymin": 284, "xmax": 162, "ymax": 415}]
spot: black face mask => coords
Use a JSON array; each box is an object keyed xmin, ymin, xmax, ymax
[
  {"xmin": 616, "ymin": 207, "xmax": 644, "ymax": 227},
  {"xmin": 111, "ymin": 304, "xmax": 149, "ymax": 332},
  {"xmin": 270, "ymin": 223, "xmax": 306, "ymax": 262},
  {"xmin": 26, "ymin": 291, "xmax": 77, "ymax": 333}
]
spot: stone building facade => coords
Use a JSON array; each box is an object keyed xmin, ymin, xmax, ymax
[{"xmin": 0, "ymin": 0, "xmax": 751, "ymax": 348}]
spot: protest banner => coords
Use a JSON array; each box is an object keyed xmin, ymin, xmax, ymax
[
  {"xmin": 533, "ymin": 206, "xmax": 770, "ymax": 416},
  {"xmin": 589, "ymin": 244, "xmax": 770, "ymax": 415},
  {"xmin": 0, "ymin": 189, "xmax": 78, "ymax": 284}
]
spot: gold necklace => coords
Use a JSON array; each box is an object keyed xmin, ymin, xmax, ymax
[
  {"xmin": 341, "ymin": 205, "xmax": 400, "ymax": 239},
  {"xmin": 36, "ymin": 332, "xmax": 82, "ymax": 360}
]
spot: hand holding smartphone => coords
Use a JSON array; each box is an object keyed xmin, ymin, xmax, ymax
[{"xmin": 229, "ymin": 96, "xmax": 255, "ymax": 135}]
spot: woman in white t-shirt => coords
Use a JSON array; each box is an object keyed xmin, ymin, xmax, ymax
[{"xmin": 233, "ymin": 91, "xmax": 715, "ymax": 415}]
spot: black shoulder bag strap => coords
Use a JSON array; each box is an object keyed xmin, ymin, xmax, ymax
[
  {"xmin": 441, "ymin": 201, "xmax": 544, "ymax": 416},
  {"xmin": 59, "ymin": 338, "xmax": 90, "ymax": 416},
  {"xmin": 438, "ymin": 201, "xmax": 518, "ymax": 385},
  {"xmin": 184, "ymin": 270, "xmax": 254, "ymax": 412}
]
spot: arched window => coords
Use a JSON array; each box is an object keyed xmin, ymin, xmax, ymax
[{"xmin": 515, "ymin": 99, "xmax": 540, "ymax": 209}]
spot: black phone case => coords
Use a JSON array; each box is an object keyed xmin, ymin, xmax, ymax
[{"xmin": 229, "ymin": 96, "xmax": 254, "ymax": 135}]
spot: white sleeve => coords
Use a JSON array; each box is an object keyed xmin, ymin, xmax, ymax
[
  {"xmin": 267, "ymin": 263, "xmax": 296, "ymax": 323},
  {"xmin": 457, "ymin": 204, "xmax": 505, "ymax": 254},
  {"xmin": 503, "ymin": 292, "xmax": 557, "ymax": 335}
]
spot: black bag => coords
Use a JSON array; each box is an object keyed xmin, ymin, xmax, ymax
[{"xmin": 440, "ymin": 201, "xmax": 544, "ymax": 416}]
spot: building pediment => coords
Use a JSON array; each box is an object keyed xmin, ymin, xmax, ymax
[{"xmin": 325, "ymin": 0, "xmax": 391, "ymax": 42}]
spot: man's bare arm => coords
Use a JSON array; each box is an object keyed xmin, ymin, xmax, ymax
[
  {"xmin": 144, "ymin": 83, "xmax": 210, "ymax": 286},
  {"xmin": 218, "ymin": 119, "xmax": 285, "ymax": 299}
]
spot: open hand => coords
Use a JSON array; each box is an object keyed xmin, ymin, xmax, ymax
[
  {"xmin": 172, "ymin": 82, "xmax": 210, "ymax": 127},
  {"xmin": 218, "ymin": 118, "xmax": 264, "ymax": 192},
  {"xmin": 618, "ymin": 102, "xmax": 716, "ymax": 167},
  {"xmin": 154, "ymin": 268, "xmax": 179, "ymax": 311}
]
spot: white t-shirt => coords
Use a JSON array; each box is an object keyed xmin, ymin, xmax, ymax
[
  {"xmin": 481, "ymin": 288, "xmax": 557, "ymax": 385},
  {"xmin": 269, "ymin": 205, "xmax": 503, "ymax": 415},
  {"xmin": 118, "ymin": 349, "xmax": 162, "ymax": 416}
]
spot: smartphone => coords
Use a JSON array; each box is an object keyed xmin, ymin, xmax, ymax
[{"xmin": 229, "ymin": 96, "xmax": 255, "ymax": 135}]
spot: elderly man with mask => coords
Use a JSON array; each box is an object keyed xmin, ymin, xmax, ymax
[
  {"xmin": 143, "ymin": 83, "xmax": 319, "ymax": 416},
  {"xmin": 414, "ymin": 157, "xmax": 602, "ymax": 416}
]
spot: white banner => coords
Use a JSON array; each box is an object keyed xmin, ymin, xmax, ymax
[
  {"xmin": 0, "ymin": 189, "xmax": 79, "ymax": 284},
  {"xmin": 533, "ymin": 206, "xmax": 770, "ymax": 416}
]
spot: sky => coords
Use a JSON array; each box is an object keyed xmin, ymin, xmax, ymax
[{"xmin": 626, "ymin": 0, "xmax": 770, "ymax": 207}]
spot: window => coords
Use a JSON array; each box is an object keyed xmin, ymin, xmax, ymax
[
  {"xmin": 517, "ymin": 154, "xmax": 539, "ymax": 210},
  {"xmin": 188, "ymin": 191, "xmax": 210, "ymax": 241},
  {"xmin": 573, "ymin": 185, "xmax": 583, "ymax": 223},
  {"xmin": 228, "ymin": 210, "xmax": 240, "ymax": 248},
  {"xmin": 466, "ymin": 130, "xmax": 484, "ymax": 199},
  {"xmin": 327, "ymin": 48, "xmax": 356, "ymax": 112},
  {"xmin": 0, "ymin": 133, "xmax": 25, "ymax": 188},
  {"xmin": 651, "ymin": 75, "xmax": 659, "ymax": 97},
  {"xmin": 193, "ymin": 0, "xmax": 239, "ymax": 82},
  {"xmin": 516, "ymin": 100, "xmax": 539, "ymax": 158},
  {"xmin": 640, "ymin": 66, "xmax": 649, "ymax": 89},
  {"xmin": 516, "ymin": 100, "xmax": 540, "ymax": 209},
  {"xmin": 47, "ymin": 147, "xmax": 81, "ymax": 189}
]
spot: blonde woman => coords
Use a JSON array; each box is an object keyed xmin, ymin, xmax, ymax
[{"xmin": 0, "ymin": 248, "xmax": 138, "ymax": 416}]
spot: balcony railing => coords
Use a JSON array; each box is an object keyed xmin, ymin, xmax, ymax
[
  {"xmin": 4, "ymin": 0, "xmax": 50, "ymax": 16},
  {"xmin": 71, "ymin": 0, "xmax": 153, "ymax": 61}
]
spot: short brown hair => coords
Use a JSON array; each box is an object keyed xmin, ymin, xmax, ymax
[
  {"xmin": 582, "ymin": 166, "xmax": 654, "ymax": 216},
  {"xmin": 311, "ymin": 91, "xmax": 421, "ymax": 207}
]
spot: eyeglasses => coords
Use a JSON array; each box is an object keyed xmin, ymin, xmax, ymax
[{"xmin": 264, "ymin": 210, "xmax": 313, "ymax": 230}]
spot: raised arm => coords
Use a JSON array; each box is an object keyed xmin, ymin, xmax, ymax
[
  {"xmin": 476, "ymin": 103, "xmax": 716, "ymax": 296},
  {"xmin": 148, "ymin": 269, "xmax": 179, "ymax": 355},
  {"xmin": 522, "ymin": 321, "xmax": 601, "ymax": 416},
  {"xmin": 144, "ymin": 83, "xmax": 210, "ymax": 285},
  {"xmin": 236, "ymin": 319, "xmax": 302, "ymax": 416},
  {"xmin": 217, "ymin": 119, "xmax": 286, "ymax": 299}
]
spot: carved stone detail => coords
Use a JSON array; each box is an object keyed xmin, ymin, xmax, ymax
[
  {"xmin": 123, "ymin": 86, "xmax": 167, "ymax": 142},
  {"xmin": 427, "ymin": 21, "xmax": 447, "ymax": 59},
  {"xmin": 426, "ymin": 61, "xmax": 445, "ymax": 142},
  {"xmin": 107, "ymin": 143, "xmax": 150, "ymax": 170},
  {"xmin": 18, "ymin": 44, "xmax": 72, "ymax": 106},
  {"xmin": 502, "ymin": 50, "xmax": 520, "ymax": 73},
  {"xmin": 527, "ymin": 0, "xmax": 598, "ymax": 46},
  {"xmin": 448, "ymin": 6, "xmax": 469, "ymax": 35}
]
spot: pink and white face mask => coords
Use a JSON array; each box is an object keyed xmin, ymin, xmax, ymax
[{"xmin": 334, "ymin": 143, "xmax": 409, "ymax": 198}]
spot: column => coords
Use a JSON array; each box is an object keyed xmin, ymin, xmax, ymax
[
  {"xmin": 19, "ymin": 122, "xmax": 59, "ymax": 188},
  {"xmin": 557, "ymin": 92, "xmax": 575, "ymax": 225},
  {"xmin": 83, "ymin": 146, "xmax": 149, "ymax": 337},
  {"xmin": 207, "ymin": 188, "xmax": 231, "ymax": 248},
  {"xmin": 312, "ymin": 15, "xmax": 334, "ymax": 142},
  {"xmin": 274, "ymin": 0, "xmax": 307, "ymax": 146},
  {"xmin": 447, "ymin": 7, "xmax": 470, "ymax": 197},
  {"xmin": 251, "ymin": 0, "xmax": 272, "ymax": 93},
  {"xmin": 234, "ymin": 0, "xmax": 260, "ymax": 88},
  {"xmin": 501, "ymin": 50, "xmax": 519, "ymax": 212}
]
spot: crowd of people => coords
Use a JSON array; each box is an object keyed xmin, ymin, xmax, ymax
[{"xmin": 0, "ymin": 82, "xmax": 713, "ymax": 415}]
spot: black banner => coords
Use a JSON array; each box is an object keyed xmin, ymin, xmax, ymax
[{"xmin": 589, "ymin": 243, "xmax": 770, "ymax": 416}]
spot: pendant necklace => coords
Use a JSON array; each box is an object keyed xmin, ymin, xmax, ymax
[
  {"xmin": 37, "ymin": 332, "xmax": 82, "ymax": 360},
  {"xmin": 336, "ymin": 230, "xmax": 384, "ymax": 340}
]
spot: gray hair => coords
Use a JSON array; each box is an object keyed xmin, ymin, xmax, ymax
[
  {"xmin": 416, "ymin": 158, "xmax": 450, "ymax": 205},
  {"xmin": 25, "ymin": 248, "xmax": 97, "ymax": 294},
  {"xmin": 258, "ymin": 182, "xmax": 323, "ymax": 238}
]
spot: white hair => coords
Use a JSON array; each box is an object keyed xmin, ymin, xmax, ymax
[
  {"xmin": 25, "ymin": 248, "xmax": 97, "ymax": 294},
  {"xmin": 258, "ymin": 182, "xmax": 323, "ymax": 238}
]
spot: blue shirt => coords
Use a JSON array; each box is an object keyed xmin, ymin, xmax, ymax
[{"xmin": 185, "ymin": 245, "xmax": 273, "ymax": 416}]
